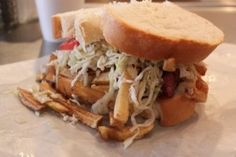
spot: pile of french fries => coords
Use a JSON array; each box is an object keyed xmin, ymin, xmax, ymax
[{"xmin": 18, "ymin": 54, "xmax": 154, "ymax": 145}]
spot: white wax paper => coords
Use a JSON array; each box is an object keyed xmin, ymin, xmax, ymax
[{"xmin": 0, "ymin": 43, "xmax": 236, "ymax": 157}]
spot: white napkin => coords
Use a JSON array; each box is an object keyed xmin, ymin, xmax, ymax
[{"xmin": 0, "ymin": 43, "xmax": 236, "ymax": 157}]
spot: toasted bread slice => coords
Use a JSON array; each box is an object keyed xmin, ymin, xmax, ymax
[
  {"xmin": 158, "ymin": 94, "xmax": 196, "ymax": 126},
  {"xmin": 102, "ymin": 1, "xmax": 224, "ymax": 63},
  {"xmin": 52, "ymin": 7, "xmax": 104, "ymax": 48},
  {"xmin": 74, "ymin": 8, "xmax": 104, "ymax": 48},
  {"xmin": 52, "ymin": 10, "xmax": 80, "ymax": 39}
]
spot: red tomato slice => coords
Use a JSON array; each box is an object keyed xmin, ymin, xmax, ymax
[{"xmin": 59, "ymin": 38, "xmax": 80, "ymax": 50}]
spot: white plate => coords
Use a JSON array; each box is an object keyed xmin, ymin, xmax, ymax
[{"xmin": 0, "ymin": 43, "xmax": 236, "ymax": 157}]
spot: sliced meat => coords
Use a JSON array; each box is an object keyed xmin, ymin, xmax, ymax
[{"xmin": 161, "ymin": 70, "xmax": 180, "ymax": 98}]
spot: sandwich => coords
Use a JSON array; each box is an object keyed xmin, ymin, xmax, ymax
[{"xmin": 17, "ymin": 1, "xmax": 224, "ymax": 148}]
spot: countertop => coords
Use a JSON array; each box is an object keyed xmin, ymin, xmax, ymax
[{"xmin": 0, "ymin": 3, "xmax": 236, "ymax": 65}]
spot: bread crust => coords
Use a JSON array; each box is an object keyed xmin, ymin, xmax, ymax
[
  {"xmin": 102, "ymin": 8, "xmax": 222, "ymax": 64},
  {"xmin": 74, "ymin": 7, "xmax": 104, "ymax": 47},
  {"xmin": 158, "ymin": 94, "xmax": 196, "ymax": 126},
  {"xmin": 52, "ymin": 15, "xmax": 62, "ymax": 39}
]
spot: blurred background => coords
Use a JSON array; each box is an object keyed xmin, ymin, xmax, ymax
[{"xmin": 0, "ymin": 0, "xmax": 235, "ymax": 65}]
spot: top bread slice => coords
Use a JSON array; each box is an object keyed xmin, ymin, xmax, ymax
[
  {"xmin": 74, "ymin": 8, "xmax": 104, "ymax": 48},
  {"xmin": 52, "ymin": 7, "xmax": 104, "ymax": 48},
  {"xmin": 102, "ymin": 1, "xmax": 224, "ymax": 64},
  {"xmin": 52, "ymin": 10, "xmax": 80, "ymax": 39}
]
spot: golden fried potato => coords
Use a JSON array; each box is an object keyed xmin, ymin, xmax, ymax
[
  {"xmin": 92, "ymin": 72, "xmax": 109, "ymax": 85},
  {"xmin": 193, "ymin": 77, "xmax": 208, "ymax": 102},
  {"xmin": 39, "ymin": 81, "xmax": 56, "ymax": 93},
  {"xmin": 18, "ymin": 88, "xmax": 45, "ymax": 111},
  {"xmin": 113, "ymin": 71, "xmax": 131, "ymax": 126},
  {"xmin": 57, "ymin": 75, "xmax": 73, "ymax": 97},
  {"xmin": 91, "ymin": 85, "xmax": 109, "ymax": 93},
  {"xmin": 45, "ymin": 54, "xmax": 57, "ymax": 83},
  {"xmin": 98, "ymin": 123, "xmax": 154, "ymax": 141},
  {"xmin": 72, "ymin": 81, "xmax": 104, "ymax": 104},
  {"xmin": 163, "ymin": 58, "xmax": 176, "ymax": 72},
  {"xmin": 194, "ymin": 62, "xmax": 207, "ymax": 76}
]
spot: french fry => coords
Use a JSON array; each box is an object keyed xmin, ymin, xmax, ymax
[
  {"xmin": 59, "ymin": 67, "xmax": 74, "ymax": 79},
  {"xmin": 72, "ymin": 106, "xmax": 103, "ymax": 128},
  {"xmin": 163, "ymin": 58, "xmax": 176, "ymax": 72},
  {"xmin": 36, "ymin": 73, "xmax": 45, "ymax": 82},
  {"xmin": 19, "ymin": 81, "xmax": 103, "ymax": 128},
  {"xmin": 49, "ymin": 53, "xmax": 58, "ymax": 61},
  {"xmin": 18, "ymin": 87, "xmax": 69, "ymax": 114},
  {"xmin": 177, "ymin": 77, "xmax": 208, "ymax": 102},
  {"xmin": 57, "ymin": 75, "xmax": 73, "ymax": 97},
  {"xmin": 193, "ymin": 77, "xmax": 208, "ymax": 102},
  {"xmin": 55, "ymin": 99, "xmax": 103, "ymax": 128},
  {"xmin": 91, "ymin": 85, "xmax": 109, "ymax": 93},
  {"xmin": 72, "ymin": 80, "xmax": 104, "ymax": 104},
  {"xmin": 45, "ymin": 66, "xmax": 55, "ymax": 83},
  {"xmin": 45, "ymin": 54, "xmax": 57, "ymax": 83},
  {"xmin": 40, "ymin": 82, "xmax": 103, "ymax": 128},
  {"xmin": 46, "ymin": 101, "xmax": 70, "ymax": 113},
  {"xmin": 109, "ymin": 112, "xmax": 124, "ymax": 129},
  {"xmin": 18, "ymin": 81, "xmax": 103, "ymax": 128},
  {"xmin": 39, "ymin": 80, "xmax": 56, "ymax": 93},
  {"xmin": 113, "ymin": 71, "xmax": 131, "ymax": 126},
  {"xmin": 194, "ymin": 62, "xmax": 207, "ymax": 76},
  {"xmin": 18, "ymin": 88, "xmax": 46, "ymax": 111},
  {"xmin": 57, "ymin": 68, "xmax": 105, "ymax": 104},
  {"xmin": 92, "ymin": 72, "xmax": 109, "ymax": 85},
  {"xmin": 98, "ymin": 123, "xmax": 154, "ymax": 141}
]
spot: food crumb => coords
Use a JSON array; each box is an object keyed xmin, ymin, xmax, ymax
[{"xmin": 35, "ymin": 111, "xmax": 40, "ymax": 117}]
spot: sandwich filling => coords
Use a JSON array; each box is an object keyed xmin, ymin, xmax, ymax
[{"xmin": 48, "ymin": 40, "xmax": 199, "ymax": 129}]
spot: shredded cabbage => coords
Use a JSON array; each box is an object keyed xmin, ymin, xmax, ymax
[
  {"xmin": 91, "ymin": 67, "xmax": 116, "ymax": 114},
  {"xmin": 71, "ymin": 60, "xmax": 90, "ymax": 87},
  {"xmin": 129, "ymin": 64, "xmax": 162, "ymax": 129},
  {"xmin": 123, "ymin": 128, "xmax": 140, "ymax": 149},
  {"xmin": 52, "ymin": 40, "xmax": 163, "ymax": 122},
  {"xmin": 32, "ymin": 86, "xmax": 62, "ymax": 104},
  {"xmin": 67, "ymin": 40, "xmax": 123, "ymax": 86}
]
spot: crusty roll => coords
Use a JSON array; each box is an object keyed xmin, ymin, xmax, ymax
[
  {"xmin": 102, "ymin": 1, "xmax": 224, "ymax": 64},
  {"xmin": 159, "ymin": 94, "xmax": 196, "ymax": 126}
]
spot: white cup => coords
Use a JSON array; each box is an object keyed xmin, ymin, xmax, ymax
[{"xmin": 35, "ymin": 0, "xmax": 84, "ymax": 42}]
